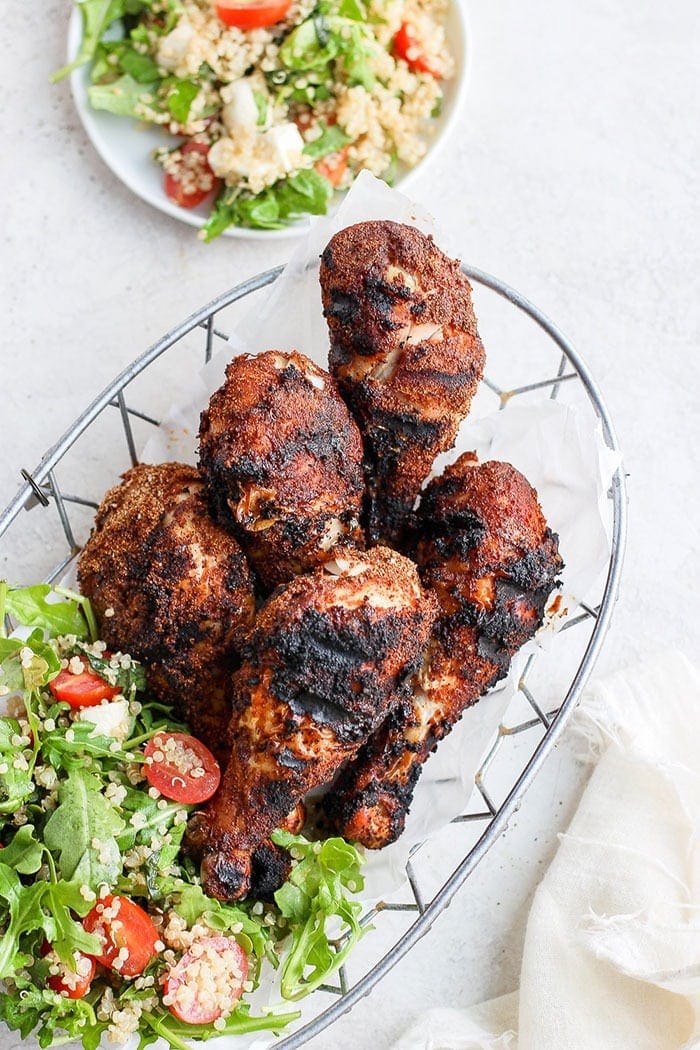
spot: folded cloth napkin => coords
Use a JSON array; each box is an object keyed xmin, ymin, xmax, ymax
[{"xmin": 395, "ymin": 652, "xmax": 700, "ymax": 1050}]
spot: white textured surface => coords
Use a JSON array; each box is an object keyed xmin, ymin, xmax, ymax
[{"xmin": 2, "ymin": 0, "xmax": 700, "ymax": 1047}]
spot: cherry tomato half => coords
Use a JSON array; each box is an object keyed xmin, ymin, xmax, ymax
[
  {"xmin": 164, "ymin": 141, "xmax": 221, "ymax": 210},
  {"xmin": 48, "ymin": 659, "xmax": 120, "ymax": 708},
  {"xmin": 42, "ymin": 943, "xmax": 96, "ymax": 999},
  {"xmin": 315, "ymin": 146, "xmax": 350, "ymax": 189},
  {"xmin": 163, "ymin": 936, "xmax": 248, "ymax": 1025},
  {"xmin": 215, "ymin": 0, "xmax": 292, "ymax": 30},
  {"xmin": 393, "ymin": 21, "xmax": 442, "ymax": 78},
  {"xmin": 144, "ymin": 732, "xmax": 221, "ymax": 805},
  {"xmin": 83, "ymin": 895, "xmax": 160, "ymax": 977}
]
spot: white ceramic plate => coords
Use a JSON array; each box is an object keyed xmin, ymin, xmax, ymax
[{"xmin": 67, "ymin": 3, "xmax": 470, "ymax": 239}]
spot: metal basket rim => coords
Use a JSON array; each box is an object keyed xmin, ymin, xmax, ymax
[{"xmin": 0, "ymin": 265, "xmax": 627, "ymax": 1048}]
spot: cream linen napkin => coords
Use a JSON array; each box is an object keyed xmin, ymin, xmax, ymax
[{"xmin": 394, "ymin": 652, "xmax": 700, "ymax": 1050}]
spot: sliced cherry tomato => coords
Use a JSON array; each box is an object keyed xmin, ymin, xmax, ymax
[
  {"xmin": 48, "ymin": 659, "xmax": 120, "ymax": 708},
  {"xmin": 215, "ymin": 0, "xmax": 292, "ymax": 30},
  {"xmin": 164, "ymin": 141, "xmax": 221, "ymax": 210},
  {"xmin": 163, "ymin": 936, "xmax": 248, "ymax": 1025},
  {"xmin": 42, "ymin": 943, "xmax": 96, "ymax": 999},
  {"xmin": 393, "ymin": 21, "xmax": 442, "ymax": 78},
  {"xmin": 83, "ymin": 895, "xmax": 160, "ymax": 977},
  {"xmin": 315, "ymin": 146, "xmax": 350, "ymax": 189},
  {"xmin": 144, "ymin": 732, "xmax": 221, "ymax": 804}
]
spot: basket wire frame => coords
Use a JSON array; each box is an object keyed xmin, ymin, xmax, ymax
[{"xmin": 0, "ymin": 266, "xmax": 627, "ymax": 1047}]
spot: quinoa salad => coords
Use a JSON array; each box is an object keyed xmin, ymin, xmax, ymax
[
  {"xmin": 0, "ymin": 583, "xmax": 366, "ymax": 1048},
  {"xmin": 55, "ymin": 0, "xmax": 455, "ymax": 238}
]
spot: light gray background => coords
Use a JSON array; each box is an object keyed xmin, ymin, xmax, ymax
[{"xmin": 2, "ymin": 0, "xmax": 699, "ymax": 1046}]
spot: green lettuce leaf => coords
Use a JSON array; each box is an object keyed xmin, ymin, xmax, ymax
[{"xmin": 88, "ymin": 73, "xmax": 157, "ymax": 117}]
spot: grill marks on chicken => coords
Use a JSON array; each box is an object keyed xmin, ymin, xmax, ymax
[
  {"xmin": 320, "ymin": 221, "xmax": 485, "ymax": 547},
  {"xmin": 77, "ymin": 463, "xmax": 256, "ymax": 763},
  {"xmin": 198, "ymin": 350, "xmax": 365, "ymax": 592},
  {"xmin": 186, "ymin": 546, "xmax": 437, "ymax": 901},
  {"xmin": 323, "ymin": 457, "xmax": 562, "ymax": 849}
]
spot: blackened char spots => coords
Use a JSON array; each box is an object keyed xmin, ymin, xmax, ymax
[
  {"xmin": 289, "ymin": 690, "xmax": 364, "ymax": 734},
  {"xmin": 249, "ymin": 844, "xmax": 292, "ymax": 901},
  {"xmin": 269, "ymin": 605, "xmax": 409, "ymax": 740},
  {"xmin": 326, "ymin": 289, "xmax": 359, "ymax": 327}
]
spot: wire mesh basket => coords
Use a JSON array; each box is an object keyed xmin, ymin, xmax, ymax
[{"xmin": 0, "ymin": 264, "xmax": 626, "ymax": 1047}]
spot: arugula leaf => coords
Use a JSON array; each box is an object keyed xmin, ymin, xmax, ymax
[
  {"xmin": 116, "ymin": 787, "xmax": 186, "ymax": 851},
  {"xmin": 0, "ymin": 825, "xmax": 43, "ymax": 874},
  {"xmin": 40, "ymin": 719, "xmax": 135, "ymax": 772},
  {"xmin": 44, "ymin": 767, "xmax": 125, "ymax": 889},
  {"xmin": 272, "ymin": 831, "xmax": 366, "ymax": 1000},
  {"xmin": 88, "ymin": 73, "xmax": 157, "ymax": 117},
  {"xmin": 0, "ymin": 718, "xmax": 35, "ymax": 813},
  {"xmin": 140, "ymin": 1002, "xmax": 302, "ymax": 1047},
  {"xmin": 0, "ymin": 866, "xmax": 99, "ymax": 978},
  {"xmin": 3, "ymin": 584, "xmax": 89, "ymax": 640},
  {"xmin": 81, "ymin": 647, "xmax": 147, "ymax": 696},
  {"xmin": 44, "ymin": 882, "xmax": 102, "ymax": 959},
  {"xmin": 302, "ymin": 121, "xmax": 352, "ymax": 161},
  {"xmin": 0, "ymin": 973, "xmax": 104, "ymax": 1048},
  {"xmin": 0, "ymin": 630, "xmax": 61, "ymax": 695}
]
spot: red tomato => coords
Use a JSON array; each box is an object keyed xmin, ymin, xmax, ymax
[
  {"xmin": 215, "ymin": 0, "xmax": 292, "ymax": 30},
  {"xmin": 164, "ymin": 141, "xmax": 221, "ymax": 210},
  {"xmin": 393, "ymin": 21, "xmax": 442, "ymax": 78},
  {"xmin": 163, "ymin": 936, "xmax": 248, "ymax": 1025},
  {"xmin": 83, "ymin": 895, "xmax": 160, "ymax": 977},
  {"xmin": 42, "ymin": 944, "xmax": 96, "ymax": 999},
  {"xmin": 48, "ymin": 659, "xmax": 120, "ymax": 708},
  {"xmin": 315, "ymin": 146, "xmax": 350, "ymax": 189},
  {"xmin": 144, "ymin": 732, "xmax": 221, "ymax": 805}
]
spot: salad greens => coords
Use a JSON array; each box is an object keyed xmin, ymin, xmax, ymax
[
  {"xmin": 202, "ymin": 169, "xmax": 333, "ymax": 240},
  {"xmin": 0, "ymin": 583, "xmax": 369, "ymax": 1049},
  {"xmin": 54, "ymin": 0, "xmax": 451, "ymax": 236}
]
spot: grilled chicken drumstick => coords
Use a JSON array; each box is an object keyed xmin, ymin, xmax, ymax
[
  {"xmin": 320, "ymin": 221, "xmax": 485, "ymax": 547},
  {"xmin": 187, "ymin": 545, "xmax": 437, "ymax": 901},
  {"xmin": 78, "ymin": 462, "xmax": 256, "ymax": 763},
  {"xmin": 198, "ymin": 350, "xmax": 365, "ymax": 591},
  {"xmin": 323, "ymin": 457, "xmax": 562, "ymax": 849}
]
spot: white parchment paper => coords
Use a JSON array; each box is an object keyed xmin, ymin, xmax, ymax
[{"xmin": 142, "ymin": 170, "xmax": 616, "ymax": 898}]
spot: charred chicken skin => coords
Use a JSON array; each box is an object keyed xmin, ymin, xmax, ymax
[
  {"xmin": 78, "ymin": 462, "xmax": 256, "ymax": 763},
  {"xmin": 198, "ymin": 350, "xmax": 365, "ymax": 592},
  {"xmin": 187, "ymin": 545, "xmax": 437, "ymax": 901},
  {"xmin": 320, "ymin": 221, "xmax": 485, "ymax": 547},
  {"xmin": 323, "ymin": 457, "xmax": 562, "ymax": 849}
]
